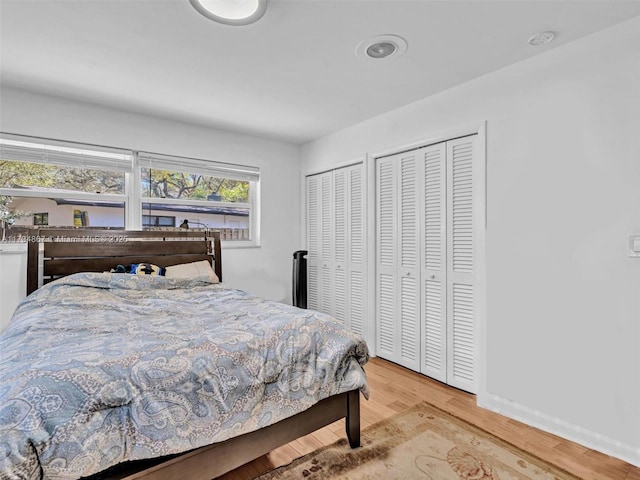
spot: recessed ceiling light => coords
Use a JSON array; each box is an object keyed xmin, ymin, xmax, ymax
[
  {"xmin": 367, "ymin": 42, "xmax": 397, "ymax": 59},
  {"xmin": 356, "ymin": 34, "xmax": 408, "ymax": 61},
  {"xmin": 189, "ymin": 0, "xmax": 267, "ymax": 26},
  {"xmin": 528, "ymin": 31, "xmax": 555, "ymax": 46}
]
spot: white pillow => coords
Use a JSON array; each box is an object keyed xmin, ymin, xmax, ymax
[{"xmin": 164, "ymin": 260, "xmax": 219, "ymax": 283}]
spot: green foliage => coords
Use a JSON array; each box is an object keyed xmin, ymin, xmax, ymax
[
  {"xmin": 0, "ymin": 160, "xmax": 124, "ymax": 194},
  {"xmin": 0, "ymin": 161, "xmax": 249, "ymax": 203},
  {"xmin": 0, "ymin": 195, "xmax": 31, "ymax": 225},
  {"xmin": 0, "ymin": 161, "xmax": 57, "ymax": 188},
  {"xmin": 142, "ymin": 168, "xmax": 249, "ymax": 202},
  {"xmin": 220, "ymin": 181, "xmax": 249, "ymax": 202}
]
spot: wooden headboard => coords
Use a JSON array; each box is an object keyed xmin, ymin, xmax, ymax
[{"xmin": 26, "ymin": 229, "xmax": 222, "ymax": 295}]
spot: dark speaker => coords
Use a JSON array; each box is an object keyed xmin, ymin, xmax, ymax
[{"xmin": 292, "ymin": 250, "xmax": 308, "ymax": 308}]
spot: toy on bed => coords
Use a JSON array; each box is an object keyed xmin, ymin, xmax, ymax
[{"xmin": 111, "ymin": 263, "xmax": 165, "ymax": 275}]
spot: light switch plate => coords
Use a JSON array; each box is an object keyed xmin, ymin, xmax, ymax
[{"xmin": 629, "ymin": 235, "xmax": 640, "ymax": 258}]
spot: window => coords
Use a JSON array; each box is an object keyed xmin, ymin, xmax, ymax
[
  {"xmin": 137, "ymin": 152, "xmax": 258, "ymax": 244},
  {"xmin": 32, "ymin": 213, "xmax": 49, "ymax": 226},
  {"xmin": 0, "ymin": 134, "xmax": 260, "ymax": 245},
  {"xmin": 0, "ymin": 135, "xmax": 130, "ymax": 230},
  {"xmin": 142, "ymin": 215, "xmax": 175, "ymax": 227}
]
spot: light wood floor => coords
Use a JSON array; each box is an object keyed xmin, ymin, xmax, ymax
[{"xmin": 219, "ymin": 357, "xmax": 640, "ymax": 480}]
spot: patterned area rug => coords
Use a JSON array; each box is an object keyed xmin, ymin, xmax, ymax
[{"xmin": 257, "ymin": 401, "xmax": 578, "ymax": 479}]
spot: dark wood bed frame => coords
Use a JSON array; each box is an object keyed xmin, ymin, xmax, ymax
[
  {"xmin": 26, "ymin": 228, "xmax": 223, "ymax": 295},
  {"xmin": 24, "ymin": 228, "xmax": 361, "ymax": 480}
]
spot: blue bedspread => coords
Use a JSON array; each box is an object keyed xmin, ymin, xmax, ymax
[{"xmin": 0, "ymin": 273, "xmax": 369, "ymax": 479}]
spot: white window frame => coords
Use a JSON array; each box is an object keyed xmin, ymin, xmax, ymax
[
  {"xmin": 0, "ymin": 134, "xmax": 261, "ymax": 247},
  {"xmin": 0, "ymin": 134, "xmax": 131, "ymax": 228},
  {"xmin": 136, "ymin": 151, "xmax": 260, "ymax": 248}
]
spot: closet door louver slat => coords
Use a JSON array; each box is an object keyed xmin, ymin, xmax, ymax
[
  {"xmin": 349, "ymin": 271, "xmax": 364, "ymax": 336},
  {"xmin": 401, "ymin": 156, "xmax": 418, "ymax": 268},
  {"xmin": 321, "ymin": 174, "xmax": 333, "ymax": 263},
  {"xmin": 424, "ymin": 279, "xmax": 445, "ymax": 377},
  {"xmin": 378, "ymin": 274, "xmax": 396, "ymax": 356},
  {"xmin": 451, "ymin": 284, "xmax": 475, "ymax": 382},
  {"xmin": 334, "ymin": 170, "xmax": 347, "ymax": 264},
  {"xmin": 400, "ymin": 276, "xmax": 420, "ymax": 369},
  {"xmin": 378, "ymin": 161, "xmax": 395, "ymax": 268},
  {"xmin": 349, "ymin": 168, "xmax": 364, "ymax": 265},
  {"xmin": 307, "ymin": 266, "xmax": 319, "ymax": 310},
  {"xmin": 451, "ymin": 142, "xmax": 474, "ymax": 274},
  {"xmin": 334, "ymin": 269, "xmax": 347, "ymax": 323}
]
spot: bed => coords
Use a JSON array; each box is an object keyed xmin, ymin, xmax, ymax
[{"xmin": 0, "ymin": 229, "xmax": 369, "ymax": 480}]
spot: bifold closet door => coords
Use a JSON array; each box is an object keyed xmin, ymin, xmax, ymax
[
  {"xmin": 375, "ymin": 136, "xmax": 477, "ymax": 394},
  {"xmin": 332, "ymin": 164, "xmax": 366, "ymax": 334},
  {"xmin": 446, "ymin": 137, "xmax": 476, "ymax": 393},
  {"xmin": 306, "ymin": 174, "xmax": 321, "ymax": 311},
  {"xmin": 306, "ymin": 172, "xmax": 333, "ymax": 313},
  {"xmin": 376, "ymin": 151, "xmax": 421, "ymax": 372},
  {"xmin": 320, "ymin": 173, "xmax": 335, "ymax": 315},
  {"xmin": 306, "ymin": 165, "xmax": 365, "ymax": 336},
  {"xmin": 419, "ymin": 143, "xmax": 448, "ymax": 383},
  {"xmin": 333, "ymin": 168, "xmax": 347, "ymax": 323},
  {"xmin": 346, "ymin": 165, "xmax": 365, "ymax": 336}
]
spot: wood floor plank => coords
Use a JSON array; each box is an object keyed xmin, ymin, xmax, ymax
[
  {"xmin": 625, "ymin": 466, "xmax": 640, "ymax": 480},
  {"xmin": 220, "ymin": 358, "xmax": 640, "ymax": 480}
]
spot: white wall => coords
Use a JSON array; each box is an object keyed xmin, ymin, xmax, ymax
[
  {"xmin": 0, "ymin": 88, "xmax": 302, "ymax": 303},
  {"xmin": 302, "ymin": 18, "xmax": 640, "ymax": 465}
]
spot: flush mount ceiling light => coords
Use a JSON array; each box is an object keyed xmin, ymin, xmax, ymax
[
  {"xmin": 356, "ymin": 34, "xmax": 408, "ymax": 61},
  {"xmin": 528, "ymin": 31, "xmax": 555, "ymax": 46},
  {"xmin": 189, "ymin": 0, "xmax": 267, "ymax": 26}
]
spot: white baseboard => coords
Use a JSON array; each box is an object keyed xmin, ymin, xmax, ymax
[{"xmin": 477, "ymin": 392, "xmax": 640, "ymax": 468}]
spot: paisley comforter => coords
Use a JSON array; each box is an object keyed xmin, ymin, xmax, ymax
[{"xmin": 0, "ymin": 273, "xmax": 369, "ymax": 480}]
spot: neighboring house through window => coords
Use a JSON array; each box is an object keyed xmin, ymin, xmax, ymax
[{"xmin": 142, "ymin": 215, "xmax": 175, "ymax": 227}]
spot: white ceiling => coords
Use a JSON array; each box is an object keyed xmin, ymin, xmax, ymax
[{"xmin": 1, "ymin": 0, "xmax": 640, "ymax": 144}]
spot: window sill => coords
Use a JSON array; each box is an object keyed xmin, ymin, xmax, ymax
[{"xmin": 221, "ymin": 240, "xmax": 260, "ymax": 249}]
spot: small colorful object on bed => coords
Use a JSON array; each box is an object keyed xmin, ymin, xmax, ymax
[{"xmin": 130, "ymin": 262, "xmax": 165, "ymax": 275}]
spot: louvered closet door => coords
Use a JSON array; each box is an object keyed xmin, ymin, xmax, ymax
[
  {"xmin": 306, "ymin": 175, "xmax": 321, "ymax": 311},
  {"xmin": 376, "ymin": 156, "xmax": 398, "ymax": 360},
  {"xmin": 346, "ymin": 164, "xmax": 365, "ymax": 336},
  {"xmin": 419, "ymin": 143, "xmax": 448, "ymax": 383},
  {"xmin": 398, "ymin": 153, "xmax": 421, "ymax": 370},
  {"xmin": 320, "ymin": 172, "xmax": 334, "ymax": 316},
  {"xmin": 306, "ymin": 165, "xmax": 365, "ymax": 334},
  {"xmin": 333, "ymin": 168, "xmax": 348, "ymax": 323},
  {"xmin": 446, "ymin": 136, "xmax": 476, "ymax": 393},
  {"xmin": 376, "ymin": 152, "xmax": 421, "ymax": 371}
]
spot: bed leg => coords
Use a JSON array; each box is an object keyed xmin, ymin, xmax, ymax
[{"xmin": 346, "ymin": 390, "xmax": 361, "ymax": 448}]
